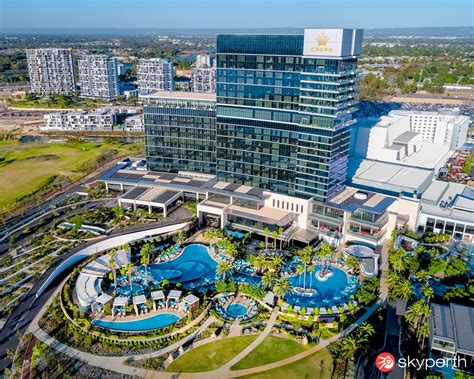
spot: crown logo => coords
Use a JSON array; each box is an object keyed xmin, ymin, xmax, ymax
[{"xmin": 316, "ymin": 33, "xmax": 329, "ymax": 46}]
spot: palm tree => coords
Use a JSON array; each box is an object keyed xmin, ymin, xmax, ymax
[
  {"xmin": 387, "ymin": 271, "xmax": 401, "ymax": 290},
  {"xmin": 345, "ymin": 256, "xmax": 360, "ymax": 274},
  {"xmin": 124, "ymin": 262, "xmax": 134, "ymax": 294},
  {"xmin": 203, "ymin": 228, "xmax": 216, "ymax": 249},
  {"xmin": 140, "ymin": 243, "xmax": 152, "ymax": 281},
  {"xmin": 392, "ymin": 278, "xmax": 413, "ymax": 301},
  {"xmin": 340, "ymin": 336, "xmax": 358, "ymax": 359},
  {"xmin": 389, "ymin": 247, "xmax": 407, "ymax": 273},
  {"xmin": 299, "ymin": 246, "xmax": 313, "ymax": 290},
  {"xmin": 174, "ymin": 231, "xmax": 186, "ymax": 245},
  {"xmin": 308, "ymin": 265, "xmax": 315, "ymax": 290},
  {"xmin": 357, "ymin": 322, "xmax": 375, "ymax": 343},
  {"xmin": 273, "ymin": 278, "xmax": 290, "ymax": 300},
  {"xmin": 217, "ymin": 260, "xmax": 233, "ymax": 280},
  {"xmin": 296, "ymin": 265, "xmax": 305, "ymax": 287},
  {"xmin": 421, "ymin": 285, "xmax": 434, "ymax": 301},
  {"xmin": 270, "ymin": 256, "xmax": 283, "ymax": 271},
  {"xmin": 278, "ymin": 226, "xmax": 284, "ymax": 250},
  {"xmin": 112, "ymin": 206, "xmax": 125, "ymax": 223},
  {"xmin": 108, "ymin": 249, "xmax": 118, "ymax": 295},
  {"xmin": 263, "ymin": 228, "xmax": 270, "ymax": 249},
  {"xmin": 406, "ymin": 299, "xmax": 430, "ymax": 330},
  {"xmin": 262, "ymin": 271, "xmax": 277, "ymax": 289},
  {"xmin": 253, "ymin": 255, "xmax": 267, "ymax": 274},
  {"xmin": 271, "ymin": 230, "xmax": 278, "ymax": 249}
]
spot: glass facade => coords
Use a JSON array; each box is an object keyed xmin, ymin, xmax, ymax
[
  {"xmin": 216, "ymin": 33, "xmax": 360, "ymax": 202},
  {"xmin": 144, "ymin": 99, "xmax": 216, "ymax": 174}
]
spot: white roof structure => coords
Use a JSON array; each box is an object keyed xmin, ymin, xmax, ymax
[
  {"xmin": 75, "ymin": 250, "xmax": 131, "ymax": 307},
  {"xmin": 168, "ymin": 290, "xmax": 182, "ymax": 300},
  {"xmin": 96, "ymin": 293, "xmax": 112, "ymax": 305},
  {"xmin": 151, "ymin": 290, "xmax": 165, "ymax": 301},
  {"xmin": 348, "ymin": 158, "xmax": 434, "ymax": 196},
  {"xmin": 183, "ymin": 294, "xmax": 199, "ymax": 305},
  {"xmin": 113, "ymin": 296, "xmax": 128, "ymax": 307},
  {"xmin": 262, "ymin": 291, "xmax": 275, "ymax": 305},
  {"xmin": 133, "ymin": 294, "xmax": 147, "ymax": 305}
]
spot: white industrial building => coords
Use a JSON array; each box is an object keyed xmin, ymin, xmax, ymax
[
  {"xmin": 41, "ymin": 111, "xmax": 116, "ymax": 132},
  {"xmin": 78, "ymin": 54, "xmax": 119, "ymax": 101},
  {"xmin": 137, "ymin": 58, "xmax": 174, "ymax": 95},
  {"xmin": 26, "ymin": 48, "xmax": 76, "ymax": 95}
]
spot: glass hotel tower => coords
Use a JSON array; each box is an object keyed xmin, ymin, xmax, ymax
[{"xmin": 216, "ymin": 29, "xmax": 363, "ymax": 202}]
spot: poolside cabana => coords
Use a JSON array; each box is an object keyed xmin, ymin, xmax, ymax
[
  {"xmin": 281, "ymin": 302, "xmax": 289, "ymax": 312},
  {"xmin": 307, "ymin": 307, "xmax": 314, "ymax": 315},
  {"xmin": 331, "ymin": 306, "xmax": 339, "ymax": 314},
  {"xmin": 181, "ymin": 294, "xmax": 200, "ymax": 312},
  {"xmin": 167, "ymin": 290, "xmax": 182, "ymax": 309},
  {"xmin": 319, "ymin": 307, "xmax": 328, "ymax": 315},
  {"xmin": 112, "ymin": 296, "xmax": 128, "ymax": 317},
  {"xmin": 151, "ymin": 290, "xmax": 165, "ymax": 311},
  {"xmin": 133, "ymin": 294, "xmax": 147, "ymax": 316},
  {"xmin": 263, "ymin": 291, "xmax": 275, "ymax": 307},
  {"xmin": 93, "ymin": 293, "xmax": 112, "ymax": 312},
  {"xmin": 294, "ymin": 305, "xmax": 301, "ymax": 314}
]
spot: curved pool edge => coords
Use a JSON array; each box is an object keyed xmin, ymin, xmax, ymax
[{"xmin": 92, "ymin": 312, "xmax": 181, "ymax": 332}]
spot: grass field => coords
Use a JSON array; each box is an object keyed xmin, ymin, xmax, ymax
[
  {"xmin": 165, "ymin": 336, "xmax": 257, "ymax": 373},
  {"xmin": 0, "ymin": 139, "xmax": 142, "ymax": 213},
  {"xmin": 238, "ymin": 348, "xmax": 333, "ymax": 379},
  {"xmin": 231, "ymin": 336, "xmax": 309, "ymax": 371}
]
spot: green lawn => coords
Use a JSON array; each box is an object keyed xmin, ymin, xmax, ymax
[
  {"xmin": 0, "ymin": 140, "xmax": 142, "ymax": 213},
  {"xmin": 165, "ymin": 336, "xmax": 257, "ymax": 373},
  {"xmin": 237, "ymin": 348, "xmax": 333, "ymax": 379},
  {"xmin": 231, "ymin": 336, "xmax": 308, "ymax": 370}
]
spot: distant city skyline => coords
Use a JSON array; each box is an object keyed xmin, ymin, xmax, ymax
[{"xmin": 0, "ymin": 0, "xmax": 472, "ymax": 29}]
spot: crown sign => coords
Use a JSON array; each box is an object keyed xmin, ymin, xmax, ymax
[{"xmin": 316, "ymin": 33, "xmax": 329, "ymax": 46}]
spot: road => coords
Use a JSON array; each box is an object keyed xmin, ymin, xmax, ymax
[{"xmin": 0, "ymin": 206, "xmax": 191, "ymax": 374}]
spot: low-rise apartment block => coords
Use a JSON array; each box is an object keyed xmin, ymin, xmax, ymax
[{"xmin": 42, "ymin": 111, "xmax": 116, "ymax": 132}]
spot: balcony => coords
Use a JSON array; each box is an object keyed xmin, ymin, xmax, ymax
[
  {"xmin": 349, "ymin": 213, "xmax": 388, "ymax": 228},
  {"xmin": 346, "ymin": 224, "xmax": 385, "ymax": 242}
]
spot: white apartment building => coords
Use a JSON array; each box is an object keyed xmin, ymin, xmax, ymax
[
  {"xmin": 191, "ymin": 67, "xmax": 216, "ymax": 93},
  {"xmin": 137, "ymin": 58, "xmax": 174, "ymax": 95},
  {"xmin": 195, "ymin": 54, "xmax": 211, "ymax": 68},
  {"xmin": 124, "ymin": 114, "xmax": 144, "ymax": 133},
  {"xmin": 390, "ymin": 109, "xmax": 470, "ymax": 150},
  {"xmin": 78, "ymin": 55, "xmax": 119, "ymax": 101},
  {"xmin": 41, "ymin": 111, "xmax": 116, "ymax": 132},
  {"xmin": 26, "ymin": 48, "xmax": 76, "ymax": 95}
]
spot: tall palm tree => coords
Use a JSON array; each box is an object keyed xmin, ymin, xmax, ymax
[
  {"xmin": 270, "ymin": 256, "xmax": 283, "ymax": 271},
  {"xmin": 421, "ymin": 285, "xmax": 434, "ymax": 301},
  {"xmin": 271, "ymin": 230, "xmax": 278, "ymax": 249},
  {"xmin": 340, "ymin": 336, "xmax": 358, "ymax": 359},
  {"xmin": 203, "ymin": 228, "xmax": 216, "ymax": 249},
  {"xmin": 262, "ymin": 271, "xmax": 277, "ymax": 289},
  {"xmin": 387, "ymin": 271, "xmax": 402, "ymax": 290},
  {"xmin": 345, "ymin": 256, "xmax": 360, "ymax": 274},
  {"xmin": 140, "ymin": 244, "xmax": 151, "ymax": 281},
  {"xmin": 273, "ymin": 278, "xmax": 290, "ymax": 300},
  {"xmin": 253, "ymin": 255, "xmax": 266, "ymax": 274},
  {"xmin": 217, "ymin": 260, "xmax": 233, "ymax": 280},
  {"xmin": 392, "ymin": 278, "xmax": 413, "ymax": 301},
  {"xmin": 299, "ymin": 247, "xmax": 312, "ymax": 290},
  {"xmin": 296, "ymin": 265, "xmax": 305, "ymax": 287},
  {"xmin": 263, "ymin": 228, "xmax": 270, "ymax": 249},
  {"xmin": 389, "ymin": 247, "xmax": 407, "ymax": 273},
  {"xmin": 356, "ymin": 322, "xmax": 375, "ymax": 343},
  {"xmin": 278, "ymin": 226, "xmax": 284, "ymax": 250},
  {"xmin": 108, "ymin": 249, "xmax": 118, "ymax": 295},
  {"xmin": 308, "ymin": 265, "xmax": 315, "ymax": 290},
  {"xmin": 124, "ymin": 262, "xmax": 134, "ymax": 294},
  {"xmin": 406, "ymin": 299, "xmax": 430, "ymax": 329}
]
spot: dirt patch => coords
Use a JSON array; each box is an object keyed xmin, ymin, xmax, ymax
[{"xmin": 24, "ymin": 154, "xmax": 60, "ymax": 162}]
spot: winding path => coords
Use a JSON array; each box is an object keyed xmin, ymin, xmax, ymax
[{"xmin": 24, "ymin": 242, "xmax": 390, "ymax": 378}]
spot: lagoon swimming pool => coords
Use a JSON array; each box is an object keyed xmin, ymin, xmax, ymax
[
  {"xmin": 285, "ymin": 264, "xmax": 356, "ymax": 308},
  {"xmin": 147, "ymin": 244, "xmax": 218, "ymax": 285},
  {"xmin": 93, "ymin": 312, "xmax": 180, "ymax": 332}
]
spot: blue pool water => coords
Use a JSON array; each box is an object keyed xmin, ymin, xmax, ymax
[
  {"xmin": 225, "ymin": 229, "xmax": 246, "ymax": 239},
  {"xmin": 147, "ymin": 244, "xmax": 217, "ymax": 285},
  {"xmin": 285, "ymin": 265, "xmax": 356, "ymax": 308},
  {"xmin": 93, "ymin": 312, "xmax": 180, "ymax": 332},
  {"xmin": 227, "ymin": 303, "xmax": 247, "ymax": 318}
]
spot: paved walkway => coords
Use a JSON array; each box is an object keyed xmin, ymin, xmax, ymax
[{"xmin": 25, "ymin": 243, "xmax": 390, "ymax": 378}]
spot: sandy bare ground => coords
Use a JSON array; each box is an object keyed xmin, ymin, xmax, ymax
[{"xmin": 0, "ymin": 118, "xmax": 43, "ymax": 135}]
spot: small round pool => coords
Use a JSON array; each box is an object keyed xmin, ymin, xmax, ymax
[
  {"xmin": 93, "ymin": 312, "xmax": 180, "ymax": 332},
  {"xmin": 227, "ymin": 303, "xmax": 247, "ymax": 318}
]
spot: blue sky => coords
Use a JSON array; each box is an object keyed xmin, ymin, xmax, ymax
[{"xmin": 0, "ymin": 0, "xmax": 472, "ymax": 29}]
